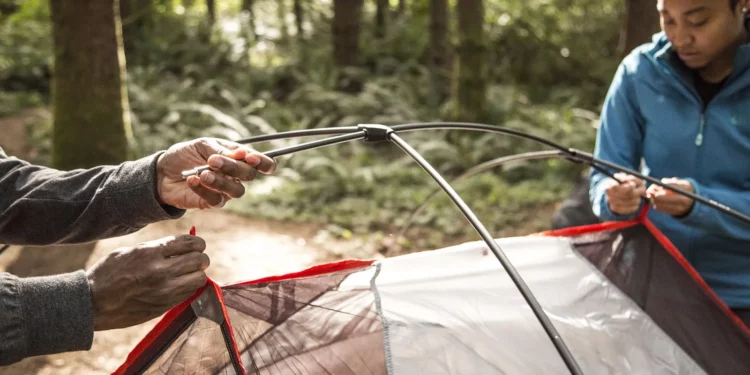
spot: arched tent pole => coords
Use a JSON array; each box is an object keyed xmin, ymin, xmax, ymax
[
  {"xmin": 395, "ymin": 150, "xmax": 566, "ymax": 245},
  {"xmin": 195, "ymin": 122, "xmax": 750, "ymax": 225},
  {"xmin": 386, "ymin": 131, "xmax": 584, "ymax": 375},
  {"xmin": 184, "ymin": 124, "xmax": 586, "ymax": 374},
  {"xmin": 181, "ymin": 122, "xmax": 750, "ymax": 374}
]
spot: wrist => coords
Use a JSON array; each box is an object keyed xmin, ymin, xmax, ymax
[{"xmin": 154, "ymin": 153, "xmax": 167, "ymax": 206}]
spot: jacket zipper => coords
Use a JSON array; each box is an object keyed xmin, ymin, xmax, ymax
[{"xmin": 696, "ymin": 113, "xmax": 705, "ymax": 146}]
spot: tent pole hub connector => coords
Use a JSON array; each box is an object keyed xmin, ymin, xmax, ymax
[{"xmin": 359, "ymin": 124, "xmax": 393, "ymax": 142}]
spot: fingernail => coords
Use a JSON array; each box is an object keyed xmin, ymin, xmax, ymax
[
  {"xmin": 209, "ymin": 157, "xmax": 223, "ymax": 168},
  {"xmin": 247, "ymin": 154, "xmax": 261, "ymax": 166},
  {"xmin": 188, "ymin": 177, "xmax": 199, "ymax": 187},
  {"xmin": 204, "ymin": 173, "xmax": 215, "ymax": 184}
]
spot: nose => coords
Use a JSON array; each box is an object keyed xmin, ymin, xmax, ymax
[{"xmin": 669, "ymin": 25, "xmax": 695, "ymax": 49}]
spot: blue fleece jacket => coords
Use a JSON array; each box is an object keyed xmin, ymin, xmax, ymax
[{"xmin": 589, "ymin": 28, "xmax": 750, "ymax": 308}]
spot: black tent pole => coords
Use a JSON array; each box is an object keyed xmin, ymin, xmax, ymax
[
  {"xmin": 181, "ymin": 131, "xmax": 367, "ymax": 179},
  {"xmin": 211, "ymin": 122, "xmax": 750, "ymax": 225},
  {"xmin": 396, "ymin": 150, "xmax": 566, "ymax": 244},
  {"xmin": 181, "ymin": 125, "xmax": 586, "ymax": 373},
  {"xmin": 385, "ymin": 130, "xmax": 584, "ymax": 375}
]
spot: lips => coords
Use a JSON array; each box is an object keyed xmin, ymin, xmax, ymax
[{"xmin": 678, "ymin": 51, "xmax": 700, "ymax": 61}]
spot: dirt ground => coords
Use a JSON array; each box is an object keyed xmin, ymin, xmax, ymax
[{"xmin": 0, "ymin": 111, "xmax": 370, "ymax": 374}]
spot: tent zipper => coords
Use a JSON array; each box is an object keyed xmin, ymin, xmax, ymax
[{"xmin": 221, "ymin": 322, "xmax": 243, "ymax": 374}]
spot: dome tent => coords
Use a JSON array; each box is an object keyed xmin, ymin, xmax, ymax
[{"xmin": 114, "ymin": 124, "xmax": 750, "ymax": 375}]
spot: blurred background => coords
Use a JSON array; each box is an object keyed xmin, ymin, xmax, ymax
[{"xmin": 0, "ymin": 0, "xmax": 659, "ymax": 371}]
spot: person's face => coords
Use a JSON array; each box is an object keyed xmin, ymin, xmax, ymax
[{"xmin": 658, "ymin": 0, "xmax": 748, "ymax": 69}]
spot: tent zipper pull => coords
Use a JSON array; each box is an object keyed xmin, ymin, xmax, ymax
[{"xmin": 695, "ymin": 114, "xmax": 705, "ymax": 146}]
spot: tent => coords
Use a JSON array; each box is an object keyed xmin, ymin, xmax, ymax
[{"xmin": 115, "ymin": 124, "xmax": 750, "ymax": 374}]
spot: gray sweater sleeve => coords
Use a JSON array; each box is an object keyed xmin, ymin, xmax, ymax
[
  {"xmin": 0, "ymin": 149, "xmax": 186, "ymax": 365},
  {"xmin": 0, "ymin": 149, "xmax": 185, "ymax": 245}
]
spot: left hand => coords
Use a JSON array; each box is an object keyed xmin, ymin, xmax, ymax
[
  {"xmin": 156, "ymin": 138, "xmax": 277, "ymax": 209},
  {"xmin": 646, "ymin": 178, "xmax": 695, "ymax": 217}
]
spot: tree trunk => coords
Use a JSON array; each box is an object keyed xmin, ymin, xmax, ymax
[
  {"xmin": 206, "ymin": 0, "xmax": 215, "ymax": 25},
  {"xmin": 398, "ymin": 0, "xmax": 405, "ymax": 15},
  {"xmin": 121, "ymin": 0, "xmax": 153, "ymax": 65},
  {"xmin": 277, "ymin": 0, "xmax": 289, "ymax": 43},
  {"xmin": 619, "ymin": 0, "xmax": 660, "ymax": 56},
  {"xmin": 451, "ymin": 0, "xmax": 486, "ymax": 122},
  {"xmin": 50, "ymin": 0, "xmax": 132, "ymax": 170},
  {"xmin": 332, "ymin": 0, "xmax": 363, "ymax": 68},
  {"xmin": 429, "ymin": 0, "xmax": 450, "ymax": 102},
  {"xmin": 293, "ymin": 0, "xmax": 303, "ymax": 40},
  {"xmin": 375, "ymin": 0, "xmax": 388, "ymax": 38},
  {"xmin": 242, "ymin": 0, "xmax": 257, "ymax": 40}
]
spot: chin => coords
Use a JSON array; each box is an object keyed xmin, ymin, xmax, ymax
[{"xmin": 681, "ymin": 58, "xmax": 708, "ymax": 70}]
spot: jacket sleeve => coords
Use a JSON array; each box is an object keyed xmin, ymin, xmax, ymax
[
  {"xmin": 676, "ymin": 180, "xmax": 750, "ymax": 240},
  {"xmin": 0, "ymin": 271, "xmax": 93, "ymax": 365},
  {"xmin": 0, "ymin": 149, "xmax": 185, "ymax": 246},
  {"xmin": 589, "ymin": 59, "xmax": 646, "ymax": 222}
]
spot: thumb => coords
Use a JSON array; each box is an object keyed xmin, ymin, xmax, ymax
[{"xmin": 195, "ymin": 139, "xmax": 247, "ymax": 161}]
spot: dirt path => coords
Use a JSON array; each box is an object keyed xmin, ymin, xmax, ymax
[
  {"xmin": 0, "ymin": 109, "xmax": 558, "ymax": 374},
  {"xmin": 0, "ymin": 109, "xmax": 369, "ymax": 374},
  {"xmin": 0, "ymin": 209, "xmax": 362, "ymax": 374}
]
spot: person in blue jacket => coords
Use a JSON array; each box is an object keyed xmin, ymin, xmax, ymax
[{"xmin": 589, "ymin": 0, "xmax": 750, "ymax": 326}]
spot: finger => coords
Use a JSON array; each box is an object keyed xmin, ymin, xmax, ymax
[
  {"xmin": 207, "ymin": 154, "xmax": 258, "ymax": 182},
  {"xmin": 188, "ymin": 174, "xmax": 227, "ymax": 208},
  {"xmin": 168, "ymin": 270, "xmax": 209, "ymax": 298},
  {"xmin": 162, "ymin": 235, "xmax": 207, "ymax": 257},
  {"xmin": 198, "ymin": 170, "xmax": 246, "ymax": 198},
  {"xmin": 246, "ymin": 152, "xmax": 277, "ymax": 174},
  {"xmin": 633, "ymin": 184, "xmax": 646, "ymax": 198},
  {"xmin": 166, "ymin": 252, "xmax": 211, "ymax": 275}
]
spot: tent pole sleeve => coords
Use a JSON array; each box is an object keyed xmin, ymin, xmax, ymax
[{"xmin": 388, "ymin": 132, "xmax": 584, "ymax": 375}]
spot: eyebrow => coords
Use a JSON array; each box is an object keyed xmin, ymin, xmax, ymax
[{"xmin": 657, "ymin": 5, "xmax": 709, "ymax": 16}]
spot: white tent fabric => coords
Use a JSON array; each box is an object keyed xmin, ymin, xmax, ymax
[{"xmin": 339, "ymin": 236, "xmax": 705, "ymax": 374}]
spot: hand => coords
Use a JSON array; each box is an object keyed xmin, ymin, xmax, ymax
[
  {"xmin": 156, "ymin": 138, "xmax": 277, "ymax": 210},
  {"xmin": 85, "ymin": 235, "xmax": 210, "ymax": 331},
  {"xmin": 605, "ymin": 173, "xmax": 646, "ymax": 215},
  {"xmin": 646, "ymin": 178, "xmax": 695, "ymax": 217}
]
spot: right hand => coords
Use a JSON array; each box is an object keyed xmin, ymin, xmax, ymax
[
  {"xmin": 605, "ymin": 173, "xmax": 646, "ymax": 215},
  {"xmin": 85, "ymin": 235, "xmax": 210, "ymax": 331}
]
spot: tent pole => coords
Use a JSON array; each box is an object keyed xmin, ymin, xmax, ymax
[
  {"xmin": 388, "ymin": 131, "xmax": 584, "ymax": 375},
  {"xmin": 212, "ymin": 122, "xmax": 750, "ymax": 226},
  {"xmin": 396, "ymin": 150, "xmax": 565, "ymax": 244},
  {"xmin": 182, "ymin": 131, "xmax": 366, "ymax": 179},
  {"xmin": 391, "ymin": 122, "xmax": 750, "ymax": 225}
]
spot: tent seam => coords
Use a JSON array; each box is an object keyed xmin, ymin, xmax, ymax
[{"xmin": 370, "ymin": 262, "xmax": 394, "ymax": 375}]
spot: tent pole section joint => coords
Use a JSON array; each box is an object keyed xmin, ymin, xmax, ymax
[
  {"xmin": 358, "ymin": 124, "xmax": 394, "ymax": 142},
  {"xmin": 387, "ymin": 131, "xmax": 584, "ymax": 375}
]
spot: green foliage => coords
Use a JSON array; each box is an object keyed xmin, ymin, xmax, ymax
[
  {"xmin": 1, "ymin": 0, "xmax": 626, "ymax": 248},
  {"xmin": 0, "ymin": 0, "xmax": 51, "ymax": 96}
]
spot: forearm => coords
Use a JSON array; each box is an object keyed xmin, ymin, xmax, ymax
[
  {"xmin": 0, "ymin": 271, "xmax": 93, "ymax": 365},
  {"xmin": 0, "ymin": 152, "xmax": 185, "ymax": 245}
]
